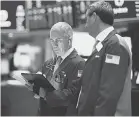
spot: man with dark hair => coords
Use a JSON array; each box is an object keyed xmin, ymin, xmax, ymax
[
  {"xmin": 87, "ymin": 0, "xmax": 114, "ymax": 26},
  {"xmin": 76, "ymin": 1, "xmax": 132, "ymax": 116}
]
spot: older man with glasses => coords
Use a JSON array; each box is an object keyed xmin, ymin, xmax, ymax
[{"xmin": 34, "ymin": 22, "xmax": 85, "ymax": 116}]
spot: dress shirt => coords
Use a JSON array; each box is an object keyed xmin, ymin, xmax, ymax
[{"xmin": 96, "ymin": 26, "xmax": 114, "ymax": 42}]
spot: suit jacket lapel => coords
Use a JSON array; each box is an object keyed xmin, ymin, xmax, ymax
[
  {"xmin": 102, "ymin": 30, "xmax": 117, "ymax": 45},
  {"xmin": 86, "ymin": 30, "xmax": 117, "ymax": 65},
  {"xmin": 53, "ymin": 49, "xmax": 78, "ymax": 77},
  {"xmin": 86, "ymin": 49, "xmax": 98, "ymax": 65}
]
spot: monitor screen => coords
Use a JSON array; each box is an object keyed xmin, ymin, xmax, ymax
[
  {"xmin": 73, "ymin": 0, "xmax": 139, "ymax": 27},
  {"xmin": 27, "ymin": 1, "xmax": 74, "ymax": 31},
  {"xmin": 1, "ymin": 1, "xmax": 26, "ymax": 32}
]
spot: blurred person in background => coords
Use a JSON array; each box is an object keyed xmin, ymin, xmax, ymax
[
  {"xmin": 76, "ymin": 0, "xmax": 132, "ymax": 116},
  {"xmin": 9, "ymin": 43, "xmax": 18, "ymax": 72},
  {"xmin": 34, "ymin": 22, "xmax": 85, "ymax": 116}
]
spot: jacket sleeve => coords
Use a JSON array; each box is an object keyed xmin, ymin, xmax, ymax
[
  {"xmin": 44, "ymin": 61, "xmax": 84, "ymax": 107},
  {"xmin": 94, "ymin": 43, "xmax": 130, "ymax": 115}
]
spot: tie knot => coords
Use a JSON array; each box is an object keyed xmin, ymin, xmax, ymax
[{"xmin": 57, "ymin": 56, "xmax": 63, "ymax": 64}]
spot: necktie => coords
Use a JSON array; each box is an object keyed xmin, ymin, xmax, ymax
[
  {"xmin": 57, "ymin": 56, "xmax": 63, "ymax": 65},
  {"xmin": 53, "ymin": 56, "xmax": 63, "ymax": 73}
]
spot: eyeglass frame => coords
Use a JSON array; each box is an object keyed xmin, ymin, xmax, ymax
[
  {"xmin": 50, "ymin": 38, "xmax": 63, "ymax": 47},
  {"xmin": 50, "ymin": 37, "xmax": 72, "ymax": 47}
]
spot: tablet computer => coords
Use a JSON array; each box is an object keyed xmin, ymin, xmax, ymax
[{"xmin": 21, "ymin": 73, "xmax": 55, "ymax": 91}]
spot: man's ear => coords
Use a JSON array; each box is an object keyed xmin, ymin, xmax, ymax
[
  {"xmin": 90, "ymin": 12, "xmax": 97, "ymax": 23},
  {"xmin": 68, "ymin": 39, "xmax": 72, "ymax": 48}
]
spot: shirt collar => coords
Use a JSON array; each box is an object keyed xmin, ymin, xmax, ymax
[
  {"xmin": 96, "ymin": 26, "xmax": 114, "ymax": 42},
  {"xmin": 61, "ymin": 47, "xmax": 74, "ymax": 60}
]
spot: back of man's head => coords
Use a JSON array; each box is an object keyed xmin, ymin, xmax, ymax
[{"xmin": 87, "ymin": 0, "xmax": 114, "ymax": 25}]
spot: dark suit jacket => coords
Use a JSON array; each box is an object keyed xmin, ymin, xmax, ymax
[
  {"xmin": 38, "ymin": 49, "xmax": 85, "ymax": 116},
  {"xmin": 77, "ymin": 30, "xmax": 132, "ymax": 116}
]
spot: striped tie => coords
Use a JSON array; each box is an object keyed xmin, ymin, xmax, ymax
[{"xmin": 53, "ymin": 56, "xmax": 63, "ymax": 73}]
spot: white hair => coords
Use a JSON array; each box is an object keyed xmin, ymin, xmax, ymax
[{"xmin": 50, "ymin": 22, "xmax": 73, "ymax": 40}]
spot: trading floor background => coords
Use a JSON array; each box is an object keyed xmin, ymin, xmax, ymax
[{"xmin": 1, "ymin": 0, "xmax": 139, "ymax": 116}]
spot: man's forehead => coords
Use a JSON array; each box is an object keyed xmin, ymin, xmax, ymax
[{"xmin": 50, "ymin": 30, "xmax": 63, "ymax": 39}]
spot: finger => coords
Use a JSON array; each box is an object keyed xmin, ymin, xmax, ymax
[{"xmin": 34, "ymin": 94, "xmax": 40, "ymax": 99}]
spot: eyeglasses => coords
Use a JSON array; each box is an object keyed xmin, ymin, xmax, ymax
[{"xmin": 50, "ymin": 38, "xmax": 63, "ymax": 47}]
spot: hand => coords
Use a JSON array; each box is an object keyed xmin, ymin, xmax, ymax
[
  {"xmin": 34, "ymin": 94, "xmax": 40, "ymax": 99},
  {"xmin": 33, "ymin": 84, "xmax": 40, "ymax": 95},
  {"xmin": 25, "ymin": 83, "xmax": 33, "ymax": 91},
  {"xmin": 31, "ymin": 84, "xmax": 41, "ymax": 99},
  {"xmin": 25, "ymin": 83, "xmax": 40, "ymax": 98},
  {"xmin": 39, "ymin": 87, "xmax": 47, "ymax": 99}
]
